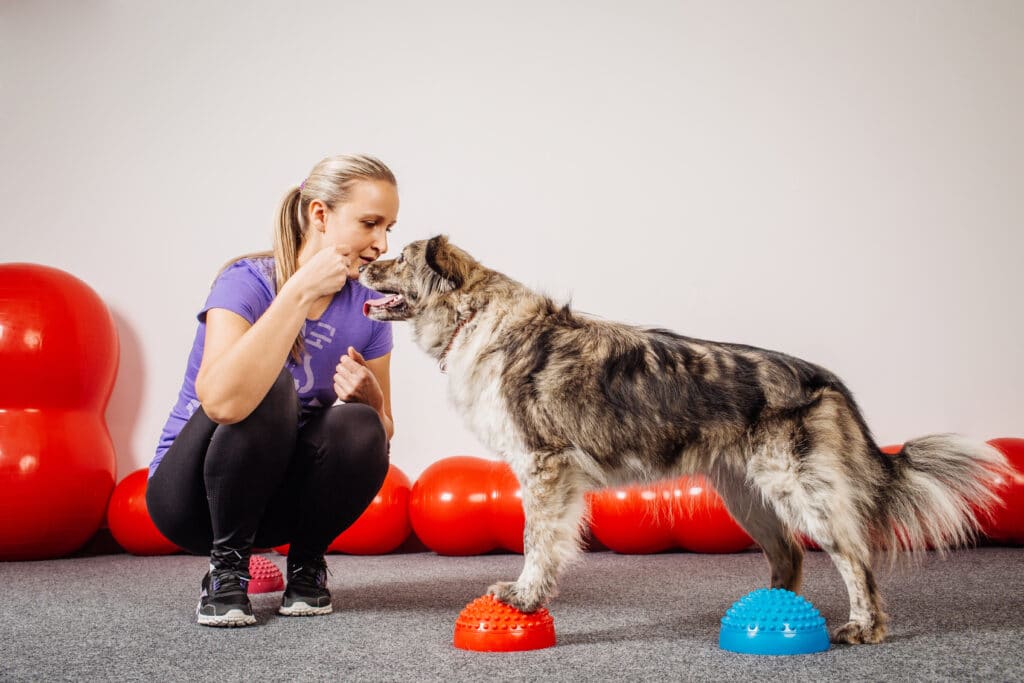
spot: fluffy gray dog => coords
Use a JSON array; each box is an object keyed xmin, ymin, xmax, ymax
[{"xmin": 359, "ymin": 235, "xmax": 1009, "ymax": 644}]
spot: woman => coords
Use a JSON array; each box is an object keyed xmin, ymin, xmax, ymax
[{"xmin": 147, "ymin": 154, "xmax": 399, "ymax": 627}]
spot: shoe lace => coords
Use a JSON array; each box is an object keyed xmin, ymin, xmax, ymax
[
  {"xmin": 287, "ymin": 557, "xmax": 330, "ymax": 590},
  {"xmin": 209, "ymin": 547, "xmax": 251, "ymax": 597},
  {"xmin": 210, "ymin": 566, "xmax": 251, "ymax": 598}
]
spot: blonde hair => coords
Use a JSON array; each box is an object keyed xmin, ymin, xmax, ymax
[{"xmin": 220, "ymin": 154, "xmax": 397, "ymax": 361}]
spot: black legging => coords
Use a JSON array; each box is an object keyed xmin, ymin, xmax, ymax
[{"xmin": 146, "ymin": 369, "xmax": 389, "ymax": 561}]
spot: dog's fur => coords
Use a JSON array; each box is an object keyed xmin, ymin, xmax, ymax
[{"xmin": 359, "ymin": 235, "xmax": 1011, "ymax": 644}]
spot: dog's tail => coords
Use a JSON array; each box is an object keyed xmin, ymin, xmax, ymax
[{"xmin": 873, "ymin": 434, "xmax": 1010, "ymax": 556}]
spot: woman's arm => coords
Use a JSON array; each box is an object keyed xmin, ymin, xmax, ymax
[
  {"xmin": 194, "ymin": 287, "xmax": 310, "ymax": 424},
  {"xmin": 196, "ymin": 246, "xmax": 351, "ymax": 424}
]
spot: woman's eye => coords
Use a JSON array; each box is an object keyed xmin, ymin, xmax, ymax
[{"xmin": 363, "ymin": 220, "xmax": 377, "ymax": 228}]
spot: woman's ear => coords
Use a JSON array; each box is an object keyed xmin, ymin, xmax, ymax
[{"xmin": 308, "ymin": 200, "xmax": 327, "ymax": 233}]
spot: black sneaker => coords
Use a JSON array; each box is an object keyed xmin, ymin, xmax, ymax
[
  {"xmin": 196, "ymin": 565, "xmax": 256, "ymax": 627},
  {"xmin": 279, "ymin": 556, "xmax": 332, "ymax": 616}
]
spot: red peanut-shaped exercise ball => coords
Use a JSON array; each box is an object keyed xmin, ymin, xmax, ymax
[
  {"xmin": 980, "ymin": 438, "xmax": 1024, "ymax": 545},
  {"xmin": 107, "ymin": 469, "xmax": 179, "ymax": 555},
  {"xmin": 329, "ymin": 463, "xmax": 412, "ymax": 554},
  {"xmin": 409, "ymin": 456, "xmax": 496, "ymax": 555},
  {"xmin": 489, "ymin": 461, "xmax": 525, "ymax": 554},
  {"xmin": 668, "ymin": 476, "xmax": 754, "ymax": 553},
  {"xmin": 587, "ymin": 483, "xmax": 675, "ymax": 554},
  {"xmin": 0, "ymin": 264, "xmax": 118, "ymax": 560}
]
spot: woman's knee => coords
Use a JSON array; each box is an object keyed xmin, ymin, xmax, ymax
[
  {"xmin": 145, "ymin": 474, "xmax": 211, "ymax": 555},
  {"xmin": 322, "ymin": 403, "xmax": 389, "ymax": 473},
  {"xmin": 211, "ymin": 369, "xmax": 298, "ymax": 465},
  {"xmin": 339, "ymin": 403, "xmax": 387, "ymax": 449}
]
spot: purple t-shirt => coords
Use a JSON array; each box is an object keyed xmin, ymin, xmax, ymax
[{"xmin": 150, "ymin": 256, "xmax": 393, "ymax": 478}]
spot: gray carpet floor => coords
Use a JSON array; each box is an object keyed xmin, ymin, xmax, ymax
[{"xmin": 1, "ymin": 547, "xmax": 1022, "ymax": 682}]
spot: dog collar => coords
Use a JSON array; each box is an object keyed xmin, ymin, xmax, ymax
[{"xmin": 439, "ymin": 312, "xmax": 477, "ymax": 373}]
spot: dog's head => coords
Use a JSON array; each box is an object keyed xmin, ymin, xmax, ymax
[{"xmin": 359, "ymin": 235, "xmax": 478, "ymax": 323}]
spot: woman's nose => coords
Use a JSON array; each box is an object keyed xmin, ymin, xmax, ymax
[{"xmin": 373, "ymin": 230, "xmax": 389, "ymax": 255}]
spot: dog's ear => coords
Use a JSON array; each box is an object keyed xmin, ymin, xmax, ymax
[{"xmin": 424, "ymin": 234, "xmax": 468, "ymax": 289}]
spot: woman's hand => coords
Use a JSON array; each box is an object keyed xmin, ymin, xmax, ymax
[
  {"xmin": 288, "ymin": 245, "xmax": 352, "ymax": 304},
  {"xmin": 334, "ymin": 346, "xmax": 385, "ymax": 412}
]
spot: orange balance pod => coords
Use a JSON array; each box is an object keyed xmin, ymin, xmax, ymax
[
  {"xmin": 453, "ymin": 595, "xmax": 556, "ymax": 652},
  {"xmin": 248, "ymin": 555, "xmax": 284, "ymax": 594}
]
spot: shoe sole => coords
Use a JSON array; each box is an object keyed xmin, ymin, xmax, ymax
[
  {"xmin": 278, "ymin": 601, "xmax": 333, "ymax": 616},
  {"xmin": 196, "ymin": 603, "xmax": 257, "ymax": 627}
]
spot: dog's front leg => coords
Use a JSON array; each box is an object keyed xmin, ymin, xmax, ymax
[{"xmin": 488, "ymin": 451, "xmax": 587, "ymax": 612}]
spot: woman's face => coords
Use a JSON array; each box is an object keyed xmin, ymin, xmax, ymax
[{"xmin": 310, "ymin": 179, "xmax": 399, "ymax": 279}]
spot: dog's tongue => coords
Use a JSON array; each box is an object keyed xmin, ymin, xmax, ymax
[{"xmin": 363, "ymin": 294, "xmax": 400, "ymax": 317}]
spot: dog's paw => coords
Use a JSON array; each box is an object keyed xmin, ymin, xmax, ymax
[
  {"xmin": 831, "ymin": 620, "xmax": 887, "ymax": 644},
  {"xmin": 486, "ymin": 581, "xmax": 544, "ymax": 613}
]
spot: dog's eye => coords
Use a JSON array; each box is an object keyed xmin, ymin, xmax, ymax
[{"xmin": 396, "ymin": 254, "xmax": 405, "ymax": 264}]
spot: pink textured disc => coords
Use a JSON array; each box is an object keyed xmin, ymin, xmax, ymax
[{"xmin": 248, "ymin": 554, "xmax": 284, "ymax": 594}]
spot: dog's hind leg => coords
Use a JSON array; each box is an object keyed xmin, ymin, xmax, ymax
[
  {"xmin": 819, "ymin": 543, "xmax": 887, "ymax": 644},
  {"xmin": 746, "ymin": 441, "xmax": 889, "ymax": 644},
  {"xmin": 710, "ymin": 466, "xmax": 804, "ymax": 593},
  {"xmin": 488, "ymin": 450, "xmax": 587, "ymax": 612},
  {"xmin": 796, "ymin": 485, "xmax": 887, "ymax": 644}
]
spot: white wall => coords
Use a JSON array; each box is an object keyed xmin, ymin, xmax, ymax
[{"xmin": 2, "ymin": 1, "xmax": 1021, "ymax": 482}]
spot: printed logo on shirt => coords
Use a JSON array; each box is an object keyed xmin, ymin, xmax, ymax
[
  {"xmin": 294, "ymin": 321, "xmax": 337, "ymax": 394},
  {"xmin": 304, "ymin": 320, "xmax": 336, "ymax": 350}
]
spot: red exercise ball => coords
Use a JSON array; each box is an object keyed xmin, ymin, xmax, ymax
[
  {"xmin": 329, "ymin": 463, "xmax": 412, "ymax": 554},
  {"xmin": 489, "ymin": 461, "xmax": 525, "ymax": 554},
  {"xmin": 668, "ymin": 476, "xmax": 754, "ymax": 553},
  {"xmin": 980, "ymin": 438, "xmax": 1024, "ymax": 545},
  {"xmin": 107, "ymin": 469, "xmax": 179, "ymax": 555},
  {"xmin": 587, "ymin": 483, "xmax": 675, "ymax": 554},
  {"xmin": 0, "ymin": 264, "xmax": 118, "ymax": 560},
  {"xmin": 409, "ymin": 456, "xmax": 496, "ymax": 555}
]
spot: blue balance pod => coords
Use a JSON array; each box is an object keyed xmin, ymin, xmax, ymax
[{"xmin": 719, "ymin": 588, "xmax": 830, "ymax": 655}]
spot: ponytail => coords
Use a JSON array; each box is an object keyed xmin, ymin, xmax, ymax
[
  {"xmin": 273, "ymin": 185, "xmax": 304, "ymax": 296},
  {"xmin": 273, "ymin": 185, "xmax": 307, "ymax": 361}
]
